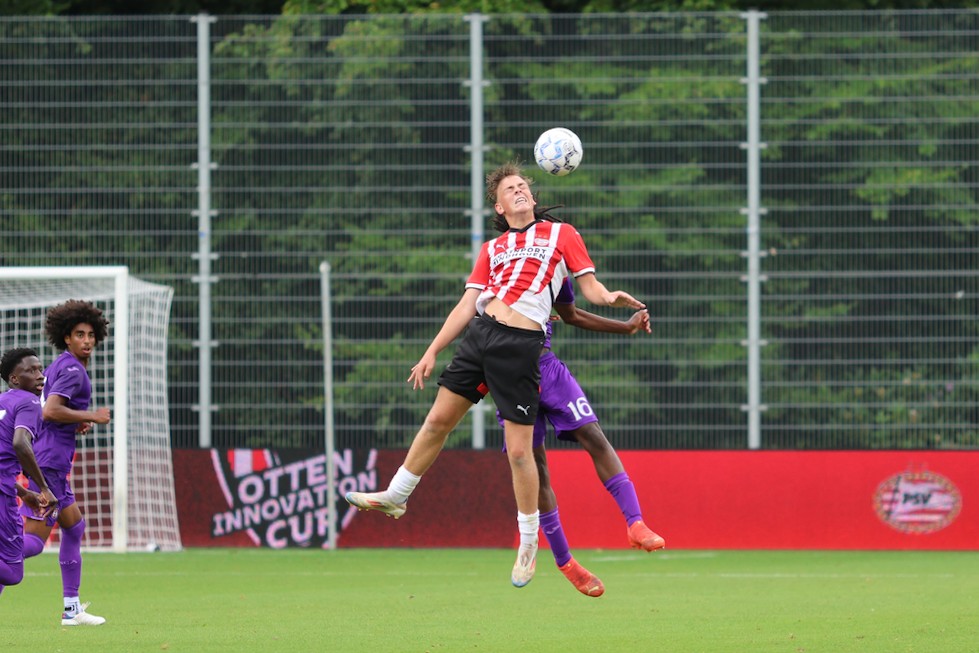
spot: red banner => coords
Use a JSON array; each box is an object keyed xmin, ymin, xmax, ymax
[
  {"xmin": 173, "ymin": 449, "xmax": 977, "ymax": 550},
  {"xmin": 546, "ymin": 450, "xmax": 976, "ymax": 550}
]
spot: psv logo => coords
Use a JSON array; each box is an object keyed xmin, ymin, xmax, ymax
[{"xmin": 873, "ymin": 469, "xmax": 961, "ymax": 535}]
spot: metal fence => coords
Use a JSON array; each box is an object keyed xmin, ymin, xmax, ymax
[{"xmin": 1, "ymin": 11, "xmax": 976, "ymax": 451}]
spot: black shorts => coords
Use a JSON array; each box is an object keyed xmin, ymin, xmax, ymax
[{"xmin": 438, "ymin": 313, "xmax": 545, "ymax": 425}]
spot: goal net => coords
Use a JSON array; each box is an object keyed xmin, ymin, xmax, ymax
[{"xmin": 0, "ymin": 266, "xmax": 181, "ymax": 552}]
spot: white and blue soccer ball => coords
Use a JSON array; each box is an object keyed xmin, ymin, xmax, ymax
[{"xmin": 533, "ymin": 127, "xmax": 583, "ymax": 177}]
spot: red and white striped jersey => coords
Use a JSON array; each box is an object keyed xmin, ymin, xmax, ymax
[{"xmin": 466, "ymin": 220, "xmax": 595, "ymax": 328}]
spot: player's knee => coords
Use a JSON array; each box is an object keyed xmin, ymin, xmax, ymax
[
  {"xmin": 62, "ymin": 518, "xmax": 86, "ymax": 542},
  {"xmin": 22, "ymin": 532, "xmax": 46, "ymax": 558},
  {"xmin": 577, "ymin": 424, "xmax": 615, "ymax": 454},
  {"xmin": 422, "ymin": 401, "xmax": 469, "ymax": 435},
  {"xmin": 0, "ymin": 561, "xmax": 24, "ymax": 586},
  {"xmin": 418, "ymin": 416, "xmax": 453, "ymax": 441},
  {"xmin": 507, "ymin": 444, "xmax": 534, "ymax": 465}
]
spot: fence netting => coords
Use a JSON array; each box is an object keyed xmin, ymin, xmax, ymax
[{"xmin": 1, "ymin": 11, "xmax": 975, "ymax": 450}]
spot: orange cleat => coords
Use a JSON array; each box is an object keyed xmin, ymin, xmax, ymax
[
  {"xmin": 627, "ymin": 520, "xmax": 666, "ymax": 552},
  {"xmin": 558, "ymin": 558, "xmax": 605, "ymax": 597}
]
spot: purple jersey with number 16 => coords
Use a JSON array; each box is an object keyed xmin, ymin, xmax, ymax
[{"xmin": 499, "ymin": 278, "xmax": 600, "ymax": 448}]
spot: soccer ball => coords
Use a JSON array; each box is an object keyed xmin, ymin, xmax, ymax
[{"xmin": 534, "ymin": 128, "xmax": 583, "ymax": 177}]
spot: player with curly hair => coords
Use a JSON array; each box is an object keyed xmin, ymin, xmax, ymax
[
  {"xmin": 0, "ymin": 347, "xmax": 58, "ymax": 598},
  {"xmin": 20, "ymin": 300, "xmax": 111, "ymax": 625}
]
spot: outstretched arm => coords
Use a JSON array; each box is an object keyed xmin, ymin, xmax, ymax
[
  {"xmin": 575, "ymin": 272, "xmax": 645, "ymax": 310},
  {"xmin": 407, "ymin": 287, "xmax": 480, "ymax": 390},
  {"xmin": 555, "ymin": 303, "xmax": 650, "ymax": 335}
]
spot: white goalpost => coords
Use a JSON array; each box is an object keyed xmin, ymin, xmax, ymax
[{"xmin": 0, "ymin": 266, "xmax": 181, "ymax": 552}]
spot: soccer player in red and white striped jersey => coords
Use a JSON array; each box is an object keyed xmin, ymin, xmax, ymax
[{"xmin": 346, "ymin": 162, "xmax": 644, "ymax": 587}]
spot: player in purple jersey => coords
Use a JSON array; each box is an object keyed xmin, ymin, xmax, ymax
[
  {"xmin": 0, "ymin": 348, "xmax": 58, "ymax": 598},
  {"xmin": 20, "ymin": 300, "xmax": 111, "ymax": 626},
  {"xmin": 495, "ymin": 208, "xmax": 666, "ymax": 597}
]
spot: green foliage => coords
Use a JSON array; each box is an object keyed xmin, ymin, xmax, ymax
[
  {"xmin": 2, "ymin": 10, "xmax": 977, "ymax": 450},
  {"xmin": 0, "ymin": 0, "xmax": 71, "ymax": 14},
  {"xmin": 284, "ymin": 0, "xmax": 551, "ymax": 14}
]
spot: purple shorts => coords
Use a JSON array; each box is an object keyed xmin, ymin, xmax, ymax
[
  {"xmin": 1, "ymin": 493, "xmax": 24, "ymax": 564},
  {"xmin": 499, "ymin": 352, "xmax": 599, "ymax": 449},
  {"xmin": 19, "ymin": 470, "xmax": 73, "ymax": 527}
]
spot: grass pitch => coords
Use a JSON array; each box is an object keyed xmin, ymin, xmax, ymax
[{"xmin": 2, "ymin": 548, "xmax": 976, "ymax": 653}]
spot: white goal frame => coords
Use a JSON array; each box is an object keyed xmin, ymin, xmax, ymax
[{"xmin": 0, "ymin": 266, "xmax": 179, "ymax": 552}]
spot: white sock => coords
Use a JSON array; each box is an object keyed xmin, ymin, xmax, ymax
[
  {"xmin": 64, "ymin": 597, "xmax": 80, "ymax": 613},
  {"xmin": 517, "ymin": 510, "xmax": 540, "ymax": 546},
  {"xmin": 387, "ymin": 465, "xmax": 421, "ymax": 504}
]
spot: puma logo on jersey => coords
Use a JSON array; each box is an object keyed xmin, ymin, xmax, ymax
[{"xmin": 516, "ymin": 405, "xmax": 529, "ymax": 415}]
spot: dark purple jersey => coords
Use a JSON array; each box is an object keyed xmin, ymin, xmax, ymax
[
  {"xmin": 0, "ymin": 388, "xmax": 42, "ymax": 498},
  {"xmin": 544, "ymin": 277, "xmax": 576, "ymax": 349},
  {"xmin": 33, "ymin": 350, "xmax": 92, "ymax": 473},
  {"xmin": 499, "ymin": 278, "xmax": 599, "ymax": 448}
]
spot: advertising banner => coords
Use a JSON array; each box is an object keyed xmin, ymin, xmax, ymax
[
  {"xmin": 546, "ymin": 450, "xmax": 977, "ymax": 550},
  {"xmin": 173, "ymin": 449, "xmax": 978, "ymax": 550}
]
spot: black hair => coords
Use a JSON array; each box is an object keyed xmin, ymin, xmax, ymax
[
  {"xmin": 492, "ymin": 203, "xmax": 566, "ymax": 234},
  {"xmin": 1, "ymin": 347, "xmax": 38, "ymax": 383},
  {"xmin": 45, "ymin": 299, "xmax": 109, "ymax": 350}
]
